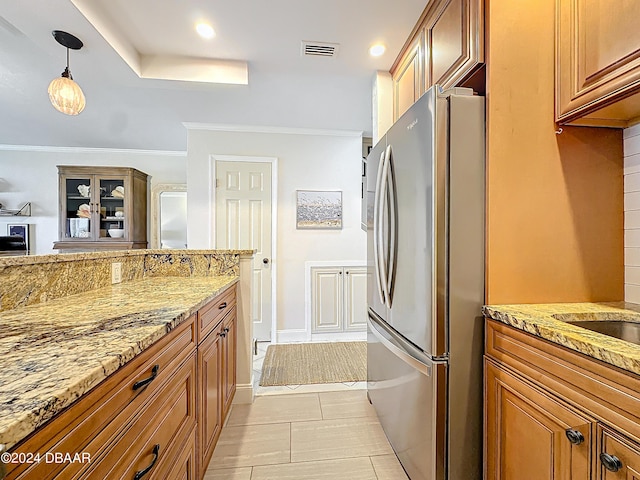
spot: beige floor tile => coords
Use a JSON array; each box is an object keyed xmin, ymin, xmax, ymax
[
  {"xmin": 251, "ymin": 457, "xmax": 377, "ymax": 480},
  {"xmin": 209, "ymin": 423, "xmax": 290, "ymax": 469},
  {"xmin": 203, "ymin": 466, "xmax": 253, "ymax": 480},
  {"xmin": 227, "ymin": 393, "xmax": 322, "ymax": 426},
  {"xmin": 319, "ymin": 390, "xmax": 377, "ymax": 420},
  {"xmin": 370, "ymin": 454, "xmax": 409, "ymax": 480},
  {"xmin": 291, "ymin": 417, "xmax": 393, "ymax": 463}
]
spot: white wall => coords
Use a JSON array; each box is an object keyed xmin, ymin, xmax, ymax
[
  {"xmin": 625, "ymin": 124, "xmax": 640, "ymax": 302},
  {"xmin": 0, "ymin": 147, "xmax": 186, "ymax": 255},
  {"xmin": 186, "ymin": 127, "xmax": 366, "ymax": 335}
]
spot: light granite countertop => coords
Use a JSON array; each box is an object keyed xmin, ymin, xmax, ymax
[
  {"xmin": 483, "ymin": 302, "xmax": 640, "ymax": 376},
  {"xmin": 0, "ymin": 275, "xmax": 237, "ymax": 450}
]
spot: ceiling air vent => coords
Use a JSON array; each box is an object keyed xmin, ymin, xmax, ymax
[{"xmin": 301, "ymin": 41, "xmax": 339, "ymax": 58}]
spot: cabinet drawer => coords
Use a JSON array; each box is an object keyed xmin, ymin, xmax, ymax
[
  {"xmin": 152, "ymin": 427, "xmax": 197, "ymax": 480},
  {"xmin": 8, "ymin": 315, "xmax": 196, "ymax": 480},
  {"xmin": 599, "ymin": 425, "xmax": 640, "ymax": 479},
  {"xmin": 82, "ymin": 353, "xmax": 197, "ymax": 480},
  {"xmin": 198, "ymin": 286, "xmax": 236, "ymax": 342}
]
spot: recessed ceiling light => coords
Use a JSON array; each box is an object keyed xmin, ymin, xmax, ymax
[
  {"xmin": 196, "ymin": 23, "xmax": 215, "ymax": 39},
  {"xmin": 369, "ymin": 44, "xmax": 386, "ymax": 57}
]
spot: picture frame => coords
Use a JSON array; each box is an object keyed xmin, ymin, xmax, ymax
[
  {"xmin": 7, "ymin": 223, "xmax": 29, "ymax": 250},
  {"xmin": 296, "ymin": 190, "xmax": 342, "ymax": 230}
]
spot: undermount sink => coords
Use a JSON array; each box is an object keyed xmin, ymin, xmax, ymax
[
  {"xmin": 565, "ymin": 320, "xmax": 640, "ymax": 346},
  {"xmin": 550, "ymin": 312, "xmax": 640, "ymax": 346}
]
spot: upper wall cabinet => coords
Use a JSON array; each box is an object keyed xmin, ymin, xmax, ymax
[
  {"xmin": 556, "ymin": 0, "xmax": 640, "ymax": 127},
  {"xmin": 391, "ymin": 0, "xmax": 484, "ymax": 120}
]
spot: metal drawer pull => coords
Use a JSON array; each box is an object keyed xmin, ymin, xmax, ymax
[
  {"xmin": 132, "ymin": 365, "xmax": 159, "ymax": 391},
  {"xmin": 223, "ymin": 327, "xmax": 230, "ymax": 333},
  {"xmin": 220, "ymin": 332, "xmax": 226, "ymax": 338},
  {"xmin": 600, "ymin": 452, "xmax": 623, "ymax": 472},
  {"xmin": 218, "ymin": 302, "xmax": 228, "ymax": 309},
  {"xmin": 565, "ymin": 429, "xmax": 584, "ymax": 445},
  {"xmin": 133, "ymin": 444, "xmax": 160, "ymax": 480}
]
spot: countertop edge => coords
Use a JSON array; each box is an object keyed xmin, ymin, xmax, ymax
[{"xmin": 483, "ymin": 303, "xmax": 640, "ymax": 377}]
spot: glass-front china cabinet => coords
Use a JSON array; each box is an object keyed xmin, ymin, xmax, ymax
[{"xmin": 54, "ymin": 166, "xmax": 149, "ymax": 251}]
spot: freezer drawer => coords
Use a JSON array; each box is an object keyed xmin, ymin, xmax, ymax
[{"xmin": 367, "ymin": 314, "xmax": 447, "ymax": 480}]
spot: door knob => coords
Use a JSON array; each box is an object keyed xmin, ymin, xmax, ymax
[{"xmin": 263, "ymin": 258, "xmax": 270, "ymax": 265}]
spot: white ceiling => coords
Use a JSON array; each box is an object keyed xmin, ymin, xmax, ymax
[{"xmin": 0, "ymin": 0, "xmax": 426, "ymax": 151}]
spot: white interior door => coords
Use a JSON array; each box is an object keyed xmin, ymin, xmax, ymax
[{"xmin": 215, "ymin": 160, "xmax": 273, "ymax": 341}]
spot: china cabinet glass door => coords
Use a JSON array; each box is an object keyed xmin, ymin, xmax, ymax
[
  {"xmin": 98, "ymin": 177, "xmax": 126, "ymax": 239},
  {"xmin": 63, "ymin": 176, "xmax": 93, "ymax": 239}
]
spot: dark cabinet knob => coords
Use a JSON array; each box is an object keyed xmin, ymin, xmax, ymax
[
  {"xmin": 600, "ymin": 452, "xmax": 623, "ymax": 472},
  {"xmin": 565, "ymin": 429, "xmax": 584, "ymax": 445}
]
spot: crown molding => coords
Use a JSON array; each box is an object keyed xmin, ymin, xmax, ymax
[
  {"xmin": 0, "ymin": 144, "xmax": 186, "ymax": 156},
  {"xmin": 182, "ymin": 122, "xmax": 363, "ymax": 138}
]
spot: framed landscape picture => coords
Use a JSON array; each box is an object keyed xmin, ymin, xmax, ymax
[{"xmin": 296, "ymin": 190, "xmax": 342, "ymax": 230}]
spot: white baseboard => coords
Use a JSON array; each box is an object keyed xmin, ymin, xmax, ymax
[
  {"xmin": 276, "ymin": 329, "xmax": 366, "ymax": 343},
  {"xmin": 276, "ymin": 329, "xmax": 308, "ymax": 343},
  {"xmin": 233, "ymin": 383, "xmax": 254, "ymax": 404},
  {"xmin": 311, "ymin": 331, "xmax": 366, "ymax": 342}
]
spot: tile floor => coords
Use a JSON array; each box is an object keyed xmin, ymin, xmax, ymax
[
  {"xmin": 204, "ymin": 390, "xmax": 408, "ymax": 479},
  {"xmin": 204, "ymin": 342, "xmax": 409, "ymax": 479}
]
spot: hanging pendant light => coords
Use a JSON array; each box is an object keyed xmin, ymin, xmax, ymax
[{"xmin": 48, "ymin": 30, "xmax": 86, "ymax": 115}]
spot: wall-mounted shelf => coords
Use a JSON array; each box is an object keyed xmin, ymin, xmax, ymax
[{"xmin": 0, "ymin": 202, "xmax": 31, "ymax": 216}]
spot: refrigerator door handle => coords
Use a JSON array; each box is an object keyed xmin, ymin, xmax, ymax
[
  {"xmin": 368, "ymin": 313, "xmax": 433, "ymax": 377},
  {"xmin": 374, "ymin": 148, "xmax": 389, "ymax": 306},
  {"xmin": 377, "ymin": 145, "xmax": 392, "ymax": 307},
  {"xmin": 385, "ymin": 145, "xmax": 397, "ymax": 306}
]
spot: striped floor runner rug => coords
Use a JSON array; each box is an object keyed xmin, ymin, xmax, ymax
[{"xmin": 259, "ymin": 341, "xmax": 367, "ymax": 386}]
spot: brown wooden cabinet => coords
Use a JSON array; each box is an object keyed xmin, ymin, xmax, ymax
[
  {"xmin": 393, "ymin": 33, "xmax": 424, "ymax": 119},
  {"xmin": 54, "ymin": 165, "xmax": 149, "ymax": 251},
  {"xmin": 222, "ymin": 308, "xmax": 237, "ymax": 419},
  {"xmin": 196, "ymin": 285, "xmax": 237, "ymax": 478},
  {"xmin": 197, "ymin": 320, "xmax": 224, "ymax": 475},
  {"xmin": 5, "ymin": 285, "xmax": 238, "ymax": 480},
  {"xmin": 391, "ymin": 0, "xmax": 484, "ymax": 120},
  {"xmin": 5, "ymin": 314, "xmax": 197, "ymax": 480},
  {"xmin": 485, "ymin": 359, "xmax": 592, "ymax": 480},
  {"xmin": 556, "ymin": 0, "xmax": 640, "ymax": 127},
  {"xmin": 485, "ymin": 319, "xmax": 640, "ymax": 480}
]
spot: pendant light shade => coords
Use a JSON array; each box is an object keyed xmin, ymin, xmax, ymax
[{"xmin": 49, "ymin": 31, "xmax": 85, "ymax": 116}]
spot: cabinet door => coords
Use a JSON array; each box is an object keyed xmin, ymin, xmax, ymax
[
  {"xmin": 198, "ymin": 324, "xmax": 223, "ymax": 475},
  {"xmin": 222, "ymin": 308, "xmax": 237, "ymax": 420},
  {"xmin": 598, "ymin": 426, "xmax": 640, "ymax": 479},
  {"xmin": 556, "ymin": 0, "xmax": 640, "ymax": 125},
  {"xmin": 344, "ymin": 267, "xmax": 367, "ymax": 332},
  {"xmin": 485, "ymin": 359, "xmax": 592, "ymax": 480},
  {"xmin": 392, "ymin": 32, "xmax": 424, "ymax": 120},
  {"xmin": 311, "ymin": 267, "xmax": 344, "ymax": 333},
  {"xmin": 59, "ymin": 173, "xmax": 95, "ymax": 241},
  {"xmin": 96, "ymin": 175, "xmax": 128, "ymax": 241},
  {"xmin": 423, "ymin": 0, "xmax": 484, "ymax": 90}
]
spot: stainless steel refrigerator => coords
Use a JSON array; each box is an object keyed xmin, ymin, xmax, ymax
[{"xmin": 366, "ymin": 85, "xmax": 485, "ymax": 480}]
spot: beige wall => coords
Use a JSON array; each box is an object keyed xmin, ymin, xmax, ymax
[{"xmin": 486, "ymin": 0, "xmax": 624, "ymax": 303}]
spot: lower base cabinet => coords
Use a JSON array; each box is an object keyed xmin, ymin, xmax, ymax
[
  {"xmin": 198, "ymin": 303, "xmax": 237, "ymax": 477},
  {"xmin": 485, "ymin": 319, "xmax": 640, "ymax": 480},
  {"xmin": 5, "ymin": 285, "xmax": 237, "ymax": 480},
  {"xmin": 485, "ymin": 359, "xmax": 592, "ymax": 479}
]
